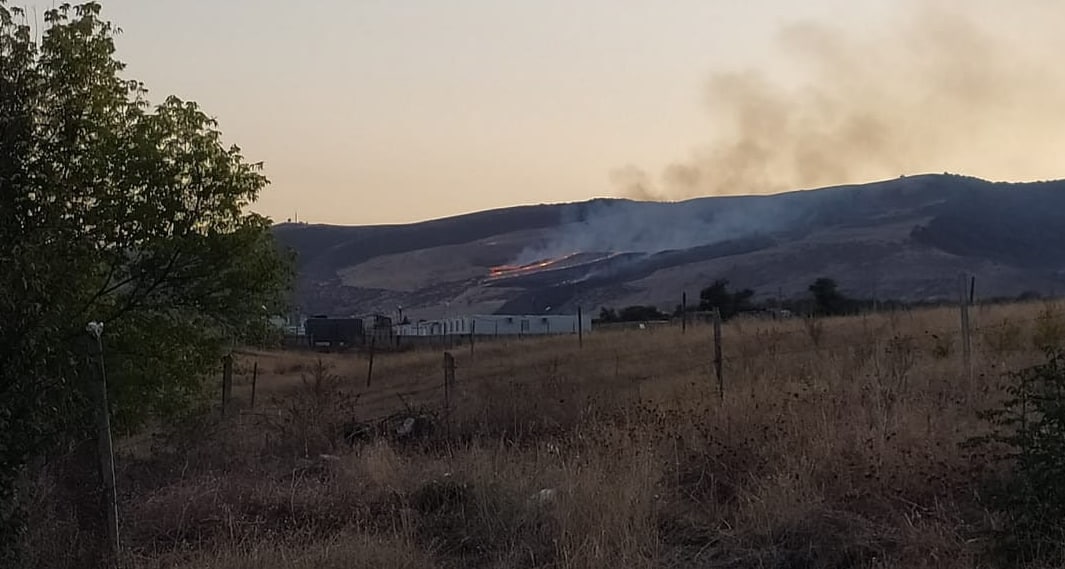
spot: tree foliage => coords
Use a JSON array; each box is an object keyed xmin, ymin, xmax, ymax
[
  {"xmin": 698, "ymin": 279, "xmax": 754, "ymax": 320},
  {"xmin": 0, "ymin": 1, "xmax": 292, "ymax": 557},
  {"xmin": 597, "ymin": 305, "xmax": 668, "ymax": 323},
  {"xmin": 966, "ymin": 350, "xmax": 1065, "ymax": 562},
  {"xmin": 809, "ymin": 277, "xmax": 847, "ymax": 316}
]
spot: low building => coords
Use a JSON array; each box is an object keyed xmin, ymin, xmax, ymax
[{"xmin": 397, "ymin": 313, "xmax": 592, "ymax": 337}]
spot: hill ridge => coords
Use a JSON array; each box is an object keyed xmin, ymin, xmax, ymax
[{"xmin": 274, "ymin": 174, "xmax": 1065, "ymax": 319}]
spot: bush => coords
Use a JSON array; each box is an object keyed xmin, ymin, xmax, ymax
[
  {"xmin": 1032, "ymin": 304, "xmax": 1065, "ymax": 351},
  {"xmin": 698, "ymin": 279, "xmax": 754, "ymax": 320},
  {"xmin": 984, "ymin": 318, "xmax": 1024, "ymax": 356},
  {"xmin": 967, "ymin": 350, "xmax": 1065, "ymax": 562}
]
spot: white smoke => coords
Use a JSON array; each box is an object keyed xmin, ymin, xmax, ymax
[{"xmin": 513, "ymin": 193, "xmax": 811, "ymax": 264}]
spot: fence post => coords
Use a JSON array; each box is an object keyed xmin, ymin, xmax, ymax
[
  {"xmin": 366, "ymin": 336, "xmax": 377, "ymax": 388},
  {"xmin": 249, "ymin": 361, "xmax": 259, "ymax": 409},
  {"xmin": 682, "ymin": 292, "xmax": 688, "ymax": 334},
  {"xmin": 86, "ymin": 322, "xmax": 120, "ymax": 565},
  {"xmin": 443, "ymin": 352, "xmax": 456, "ymax": 439},
  {"xmin": 469, "ymin": 320, "xmax": 476, "ymax": 356},
  {"xmin": 959, "ymin": 273, "xmax": 972, "ymax": 381},
  {"xmin": 577, "ymin": 306, "xmax": 584, "ymax": 349},
  {"xmin": 221, "ymin": 353, "xmax": 233, "ymax": 417},
  {"xmin": 712, "ymin": 309, "xmax": 724, "ymax": 400}
]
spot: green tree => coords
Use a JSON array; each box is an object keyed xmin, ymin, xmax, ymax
[
  {"xmin": 0, "ymin": 2, "xmax": 292, "ymax": 558},
  {"xmin": 597, "ymin": 307, "xmax": 619, "ymax": 323},
  {"xmin": 617, "ymin": 305, "xmax": 668, "ymax": 322},
  {"xmin": 965, "ymin": 350, "xmax": 1065, "ymax": 562},
  {"xmin": 809, "ymin": 277, "xmax": 846, "ymax": 316},
  {"xmin": 698, "ymin": 279, "xmax": 754, "ymax": 319}
]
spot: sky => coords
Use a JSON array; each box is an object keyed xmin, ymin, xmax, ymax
[{"xmin": 15, "ymin": 1, "xmax": 1065, "ymax": 225}]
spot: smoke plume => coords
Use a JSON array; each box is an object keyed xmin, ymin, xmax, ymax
[
  {"xmin": 621, "ymin": 1, "xmax": 1065, "ymax": 199},
  {"xmin": 512, "ymin": 195, "xmax": 804, "ymax": 264}
]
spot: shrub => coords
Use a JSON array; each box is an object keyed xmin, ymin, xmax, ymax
[
  {"xmin": 1032, "ymin": 304, "xmax": 1065, "ymax": 352},
  {"xmin": 984, "ymin": 318, "xmax": 1024, "ymax": 356},
  {"xmin": 967, "ymin": 350, "xmax": 1065, "ymax": 562},
  {"xmin": 803, "ymin": 317, "xmax": 825, "ymax": 348}
]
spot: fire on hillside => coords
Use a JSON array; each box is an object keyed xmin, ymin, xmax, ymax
[
  {"xmin": 488, "ymin": 252, "xmax": 582, "ymax": 280},
  {"xmin": 485, "ymin": 251, "xmax": 630, "ymax": 287}
]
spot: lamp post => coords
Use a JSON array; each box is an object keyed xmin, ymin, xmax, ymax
[{"xmin": 86, "ymin": 322, "xmax": 120, "ymax": 562}]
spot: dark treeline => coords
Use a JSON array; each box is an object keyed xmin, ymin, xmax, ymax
[{"xmin": 595, "ymin": 278, "xmax": 1049, "ymax": 324}]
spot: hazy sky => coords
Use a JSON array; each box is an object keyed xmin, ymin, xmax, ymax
[{"xmin": 16, "ymin": 1, "xmax": 1065, "ymax": 224}]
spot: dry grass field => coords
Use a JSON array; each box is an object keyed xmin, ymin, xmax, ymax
[{"xmin": 20, "ymin": 301, "xmax": 1065, "ymax": 568}]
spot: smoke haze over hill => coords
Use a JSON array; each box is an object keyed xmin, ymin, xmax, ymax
[
  {"xmin": 512, "ymin": 195, "xmax": 808, "ymax": 264},
  {"xmin": 616, "ymin": 1, "xmax": 1065, "ymax": 199}
]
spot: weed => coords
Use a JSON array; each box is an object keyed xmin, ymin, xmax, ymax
[
  {"xmin": 1032, "ymin": 303, "xmax": 1065, "ymax": 351},
  {"xmin": 930, "ymin": 333, "xmax": 953, "ymax": 359},
  {"xmin": 803, "ymin": 317, "xmax": 825, "ymax": 348},
  {"xmin": 984, "ymin": 318, "xmax": 1024, "ymax": 356},
  {"xmin": 966, "ymin": 350, "xmax": 1065, "ymax": 563}
]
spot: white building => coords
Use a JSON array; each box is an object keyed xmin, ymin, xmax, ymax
[
  {"xmin": 270, "ymin": 314, "xmax": 306, "ymax": 336},
  {"xmin": 396, "ymin": 313, "xmax": 592, "ymax": 337}
]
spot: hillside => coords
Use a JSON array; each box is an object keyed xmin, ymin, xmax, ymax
[{"xmin": 274, "ymin": 174, "xmax": 1065, "ymax": 318}]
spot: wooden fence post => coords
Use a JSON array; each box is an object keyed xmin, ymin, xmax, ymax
[
  {"xmin": 682, "ymin": 292, "xmax": 688, "ymax": 334},
  {"xmin": 443, "ymin": 352, "xmax": 456, "ymax": 439},
  {"xmin": 86, "ymin": 322, "xmax": 120, "ymax": 564},
  {"xmin": 959, "ymin": 273, "xmax": 972, "ymax": 381},
  {"xmin": 221, "ymin": 353, "xmax": 233, "ymax": 417},
  {"xmin": 469, "ymin": 320, "xmax": 476, "ymax": 356},
  {"xmin": 577, "ymin": 306, "xmax": 584, "ymax": 349},
  {"xmin": 249, "ymin": 361, "xmax": 259, "ymax": 409},
  {"xmin": 712, "ymin": 309, "xmax": 724, "ymax": 400},
  {"xmin": 366, "ymin": 336, "xmax": 377, "ymax": 388}
]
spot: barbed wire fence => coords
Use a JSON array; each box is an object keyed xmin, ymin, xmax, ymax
[{"xmin": 223, "ymin": 296, "xmax": 1064, "ymax": 445}]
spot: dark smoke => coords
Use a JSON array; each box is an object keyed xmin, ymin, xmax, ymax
[{"xmin": 620, "ymin": 1, "xmax": 1065, "ymax": 199}]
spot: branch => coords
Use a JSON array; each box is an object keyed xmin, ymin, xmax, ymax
[
  {"xmin": 103, "ymin": 248, "xmax": 182, "ymax": 326},
  {"xmin": 73, "ymin": 258, "xmax": 122, "ymax": 318},
  {"xmin": 102, "ymin": 190, "xmax": 207, "ymax": 326}
]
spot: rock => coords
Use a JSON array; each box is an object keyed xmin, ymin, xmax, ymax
[
  {"xmin": 530, "ymin": 488, "xmax": 558, "ymax": 504},
  {"xmin": 341, "ymin": 421, "xmax": 374, "ymax": 446},
  {"xmin": 396, "ymin": 417, "xmax": 417, "ymax": 437}
]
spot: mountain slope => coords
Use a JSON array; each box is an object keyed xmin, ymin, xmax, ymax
[{"xmin": 274, "ymin": 174, "xmax": 1065, "ymax": 319}]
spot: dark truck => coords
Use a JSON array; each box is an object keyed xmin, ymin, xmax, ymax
[{"xmin": 304, "ymin": 316, "xmax": 364, "ymax": 351}]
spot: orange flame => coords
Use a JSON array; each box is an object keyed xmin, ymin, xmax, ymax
[{"xmin": 488, "ymin": 252, "xmax": 581, "ymax": 280}]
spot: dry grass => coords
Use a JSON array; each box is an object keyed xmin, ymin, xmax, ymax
[{"xmin": 22, "ymin": 300, "xmax": 1065, "ymax": 568}]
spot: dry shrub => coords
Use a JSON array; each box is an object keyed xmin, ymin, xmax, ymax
[
  {"xmin": 272, "ymin": 357, "xmax": 310, "ymax": 376},
  {"xmin": 457, "ymin": 355, "xmax": 623, "ymax": 444},
  {"xmin": 550, "ymin": 440, "xmax": 662, "ymax": 569},
  {"xmin": 136, "ymin": 532, "xmax": 433, "ymax": 569},
  {"xmin": 403, "ymin": 446, "xmax": 555, "ymax": 568},
  {"xmin": 1032, "ymin": 303, "xmax": 1065, "ymax": 351},
  {"xmin": 123, "ymin": 457, "xmax": 407, "ymax": 556},
  {"xmin": 404, "ymin": 434, "xmax": 663, "ymax": 569},
  {"xmin": 262, "ymin": 359, "xmax": 360, "ymax": 458},
  {"xmin": 930, "ymin": 331, "xmax": 954, "ymax": 359},
  {"xmin": 16, "ymin": 467, "xmax": 100, "ymax": 569},
  {"xmin": 803, "ymin": 317, "xmax": 825, "ymax": 348},
  {"xmin": 34, "ymin": 302, "xmax": 1058, "ymax": 569},
  {"xmin": 984, "ymin": 317, "xmax": 1025, "ymax": 356}
]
